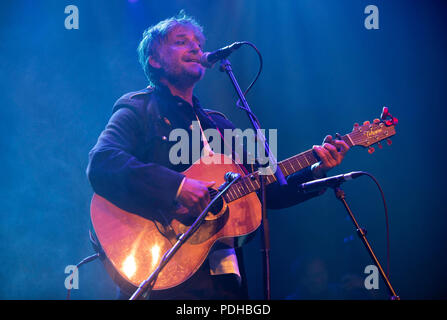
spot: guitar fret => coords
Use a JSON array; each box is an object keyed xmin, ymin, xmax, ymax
[
  {"xmin": 228, "ymin": 188, "xmax": 236, "ymax": 200},
  {"xmin": 247, "ymin": 175, "xmax": 255, "ymax": 190},
  {"xmin": 240, "ymin": 183, "xmax": 247, "ymax": 195},
  {"xmin": 306, "ymin": 152, "xmax": 315, "ymax": 165},
  {"xmin": 233, "ymin": 187, "xmax": 239, "ymax": 199},
  {"xmin": 264, "ymin": 175, "xmax": 270, "ymax": 184},
  {"xmin": 242, "ymin": 182, "xmax": 249, "ymax": 195},
  {"xmin": 236, "ymin": 183, "xmax": 244, "ymax": 197},
  {"xmin": 252, "ymin": 174, "xmax": 260, "ymax": 189},
  {"xmin": 297, "ymin": 157, "xmax": 305, "ymax": 170},
  {"xmin": 234, "ymin": 185, "xmax": 241, "ymax": 198},
  {"xmin": 242, "ymin": 180, "xmax": 251, "ymax": 194},
  {"xmin": 239, "ymin": 183, "xmax": 246, "ymax": 196},
  {"xmin": 305, "ymin": 154, "xmax": 311, "ymax": 166},
  {"xmin": 298, "ymin": 155, "xmax": 307, "ymax": 167},
  {"xmin": 345, "ymin": 134, "xmax": 355, "ymax": 147},
  {"xmin": 249, "ymin": 176, "xmax": 256, "ymax": 191},
  {"xmin": 225, "ymin": 188, "xmax": 230, "ymax": 200},
  {"xmin": 288, "ymin": 160, "xmax": 296, "ymax": 172},
  {"xmin": 230, "ymin": 186, "xmax": 237, "ymax": 199},
  {"xmin": 238, "ymin": 183, "xmax": 245, "ymax": 196},
  {"xmin": 284, "ymin": 161, "xmax": 293, "ymax": 175},
  {"xmin": 246, "ymin": 180, "xmax": 252, "ymax": 193}
]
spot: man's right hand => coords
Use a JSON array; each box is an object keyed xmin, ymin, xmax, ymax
[{"xmin": 176, "ymin": 178, "xmax": 215, "ymax": 216}]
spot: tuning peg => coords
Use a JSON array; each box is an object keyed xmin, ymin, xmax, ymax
[
  {"xmin": 368, "ymin": 147, "xmax": 375, "ymax": 154},
  {"xmin": 377, "ymin": 142, "xmax": 383, "ymax": 149},
  {"xmin": 373, "ymin": 118, "xmax": 381, "ymax": 124},
  {"xmin": 363, "ymin": 121, "xmax": 370, "ymax": 126},
  {"xmin": 387, "ymin": 139, "xmax": 392, "ymax": 146},
  {"xmin": 381, "ymin": 106, "xmax": 390, "ymax": 120},
  {"xmin": 163, "ymin": 117, "xmax": 171, "ymax": 126},
  {"xmin": 385, "ymin": 117, "xmax": 398, "ymax": 126}
]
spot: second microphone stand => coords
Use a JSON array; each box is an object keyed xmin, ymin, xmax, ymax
[{"xmin": 332, "ymin": 182, "xmax": 399, "ymax": 300}]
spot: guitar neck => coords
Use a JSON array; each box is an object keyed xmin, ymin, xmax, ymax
[{"xmin": 223, "ymin": 135, "xmax": 354, "ymax": 203}]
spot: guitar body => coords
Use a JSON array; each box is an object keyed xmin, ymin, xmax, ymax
[{"xmin": 91, "ymin": 153, "xmax": 261, "ymax": 293}]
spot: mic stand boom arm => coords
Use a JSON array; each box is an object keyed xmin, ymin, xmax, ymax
[{"xmin": 129, "ymin": 173, "xmax": 242, "ymax": 300}]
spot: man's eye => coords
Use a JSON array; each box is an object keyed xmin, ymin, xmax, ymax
[{"xmin": 176, "ymin": 40, "xmax": 186, "ymax": 45}]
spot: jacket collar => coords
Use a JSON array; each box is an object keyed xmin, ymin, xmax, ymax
[{"xmin": 153, "ymin": 83, "xmax": 201, "ymax": 110}]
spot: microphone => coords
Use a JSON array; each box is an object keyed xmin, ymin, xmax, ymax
[
  {"xmin": 218, "ymin": 172, "xmax": 241, "ymax": 191},
  {"xmin": 225, "ymin": 172, "xmax": 241, "ymax": 182},
  {"xmin": 200, "ymin": 42, "xmax": 244, "ymax": 68},
  {"xmin": 299, "ymin": 171, "xmax": 365, "ymax": 193}
]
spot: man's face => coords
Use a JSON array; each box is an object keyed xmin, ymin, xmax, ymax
[{"xmin": 151, "ymin": 25, "xmax": 205, "ymax": 87}]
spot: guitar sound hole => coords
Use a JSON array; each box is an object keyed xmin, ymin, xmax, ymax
[{"xmin": 208, "ymin": 188, "xmax": 224, "ymax": 216}]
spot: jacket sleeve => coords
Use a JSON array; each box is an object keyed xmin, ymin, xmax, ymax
[
  {"xmin": 86, "ymin": 98, "xmax": 185, "ymax": 218},
  {"xmin": 264, "ymin": 166, "xmax": 326, "ymax": 210}
]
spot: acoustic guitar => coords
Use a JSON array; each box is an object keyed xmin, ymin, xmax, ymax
[{"xmin": 90, "ymin": 107, "xmax": 397, "ymax": 293}]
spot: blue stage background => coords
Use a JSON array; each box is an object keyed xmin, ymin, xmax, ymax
[{"xmin": 1, "ymin": 0, "xmax": 446, "ymax": 299}]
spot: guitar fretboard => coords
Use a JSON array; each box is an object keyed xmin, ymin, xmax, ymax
[{"xmin": 223, "ymin": 135, "xmax": 354, "ymax": 203}]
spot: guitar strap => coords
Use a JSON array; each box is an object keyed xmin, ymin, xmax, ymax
[{"xmin": 195, "ymin": 109, "xmax": 249, "ymax": 175}]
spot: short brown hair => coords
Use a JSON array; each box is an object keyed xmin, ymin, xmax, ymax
[{"xmin": 137, "ymin": 10, "xmax": 205, "ymax": 86}]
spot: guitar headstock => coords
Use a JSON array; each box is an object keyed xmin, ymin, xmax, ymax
[{"xmin": 348, "ymin": 107, "xmax": 398, "ymax": 153}]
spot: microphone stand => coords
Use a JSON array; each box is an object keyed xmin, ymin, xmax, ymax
[
  {"xmin": 219, "ymin": 58, "xmax": 287, "ymax": 300},
  {"xmin": 129, "ymin": 174, "xmax": 242, "ymax": 300},
  {"xmin": 332, "ymin": 183, "xmax": 400, "ymax": 300}
]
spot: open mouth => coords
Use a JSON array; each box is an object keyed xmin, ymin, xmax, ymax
[{"xmin": 184, "ymin": 58, "xmax": 201, "ymax": 64}]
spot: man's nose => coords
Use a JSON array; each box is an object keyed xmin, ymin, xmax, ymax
[{"xmin": 188, "ymin": 41, "xmax": 201, "ymax": 54}]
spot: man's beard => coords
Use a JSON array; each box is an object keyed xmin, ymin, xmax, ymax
[{"xmin": 161, "ymin": 61, "xmax": 204, "ymax": 88}]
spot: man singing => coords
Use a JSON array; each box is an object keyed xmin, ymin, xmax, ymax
[{"xmin": 87, "ymin": 11, "xmax": 349, "ymax": 300}]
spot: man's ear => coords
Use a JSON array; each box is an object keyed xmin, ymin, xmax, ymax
[{"xmin": 148, "ymin": 56, "xmax": 161, "ymax": 69}]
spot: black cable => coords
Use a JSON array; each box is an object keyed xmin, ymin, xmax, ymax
[
  {"xmin": 232, "ymin": 41, "xmax": 264, "ymax": 128},
  {"xmin": 360, "ymin": 172, "xmax": 391, "ymax": 280},
  {"xmin": 238, "ymin": 42, "xmax": 263, "ymax": 98},
  {"xmin": 66, "ymin": 253, "xmax": 101, "ymax": 300}
]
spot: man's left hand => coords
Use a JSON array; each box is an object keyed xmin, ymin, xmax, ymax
[{"xmin": 311, "ymin": 135, "xmax": 350, "ymax": 179}]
